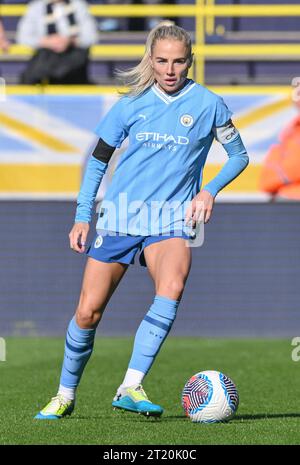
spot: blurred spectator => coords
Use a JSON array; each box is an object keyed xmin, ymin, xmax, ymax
[
  {"xmin": 259, "ymin": 110, "xmax": 300, "ymax": 200},
  {"xmin": 16, "ymin": 0, "xmax": 98, "ymax": 84}
]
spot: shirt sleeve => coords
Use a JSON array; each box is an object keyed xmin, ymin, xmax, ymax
[
  {"xmin": 214, "ymin": 96, "xmax": 233, "ymax": 128},
  {"xmin": 203, "ymin": 134, "xmax": 249, "ymax": 197},
  {"xmin": 95, "ymin": 98, "xmax": 129, "ymax": 148}
]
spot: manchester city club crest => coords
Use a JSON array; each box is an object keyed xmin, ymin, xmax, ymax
[
  {"xmin": 94, "ymin": 235, "xmax": 103, "ymax": 249},
  {"xmin": 180, "ymin": 114, "xmax": 194, "ymax": 127}
]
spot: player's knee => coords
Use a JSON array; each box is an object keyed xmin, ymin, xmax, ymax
[
  {"xmin": 76, "ymin": 307, "xmax": 101, "ymax": 329},
  {"xmin": 157, "ymin": 278, "xmax": 185, "ymax": 300},
  {"xmin": 76, "ymin": 289, "xmax": 105, "ymax": 328}
]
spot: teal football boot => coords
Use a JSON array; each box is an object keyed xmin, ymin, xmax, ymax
[{"xmin": 112, "ymin": 384, "xmax": 163, "ymax": 417}]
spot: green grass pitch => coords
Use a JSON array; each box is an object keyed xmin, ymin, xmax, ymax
[{"xmin": 0, "ymin": 337, "xmax": 299, "ymax": 445}]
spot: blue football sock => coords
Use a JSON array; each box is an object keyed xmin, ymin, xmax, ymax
[
  {"xmin": 128, "ymin": 295, "xmax": 180, "ymax": 376},
  {"xmin": 59, "ymin": 316, "xmax": 96, "ymax": 389}
]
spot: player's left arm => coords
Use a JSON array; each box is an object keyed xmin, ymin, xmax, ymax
[
  {"xmin": 204, "ymin": 120, "xmax": 249, "ymax": 197},
  {"xmin": 186, "ymin": 120, "xmax": 249, "ymax": 225}
]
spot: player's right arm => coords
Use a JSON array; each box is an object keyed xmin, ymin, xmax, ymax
[
  {"xmin": 69, "ymin": 138, "xmax": 115, "ymax": 253},
  {"xmin": 70, "ymin": 97, "xmax": 128, "ymax": 252}
]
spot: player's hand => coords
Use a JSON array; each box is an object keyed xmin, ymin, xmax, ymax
[
  {"xmin": 185, "ymin": 190, "xmax": 215, "ymax": 228},
  {"xmin": 69, "ymin": 222, "xmax": 89, "ymax": 253}
]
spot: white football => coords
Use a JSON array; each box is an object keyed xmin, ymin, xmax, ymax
[{"xmin": 182, "ymin": 370, "xmax": 239, "ymax": 423}]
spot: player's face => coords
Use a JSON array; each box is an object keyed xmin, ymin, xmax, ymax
[{"xmin": 150, "ymin": 39, "xmax": 191, "ymax": 94}]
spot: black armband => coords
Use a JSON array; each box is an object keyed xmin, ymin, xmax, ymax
[{"xmin": 92, "ymin": 138, "xmax": 115, "ymax": 163}]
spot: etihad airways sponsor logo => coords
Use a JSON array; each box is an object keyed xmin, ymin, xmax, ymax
[{"xmin": 136, "ymin": 132, "xmax": 189, "ymax": 145}]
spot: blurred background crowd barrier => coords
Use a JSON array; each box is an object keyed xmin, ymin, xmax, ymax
[{"xmin": 2, "ymin": 1, "xmax": 300, "ymax": 85}]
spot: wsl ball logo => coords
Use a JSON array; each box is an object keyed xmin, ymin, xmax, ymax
[
  {"xmin": 180, "ymin": 114, "xmax": 193, "ymax": 127},
  {"xmin": 94, "ymin": 235, "xmax": 103, "ymax": 249}
]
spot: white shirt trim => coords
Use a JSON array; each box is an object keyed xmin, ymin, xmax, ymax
[{"xmin": 151, "ymin": 81, "xmax": 196, "ymax": 105}]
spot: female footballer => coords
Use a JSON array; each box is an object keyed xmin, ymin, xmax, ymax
[{"xmin": 35, "ymin": 22, "xmax": 249, "ymax": 419}]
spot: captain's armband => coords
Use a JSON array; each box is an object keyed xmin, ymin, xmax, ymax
[{"xmin": 213, "ymin": 119, "xmax": 239, "ymax": 144}]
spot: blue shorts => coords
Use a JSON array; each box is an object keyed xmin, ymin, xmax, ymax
[{"xmin": 87, "ymin": 230, "xmax": 190, "ymax": 267}]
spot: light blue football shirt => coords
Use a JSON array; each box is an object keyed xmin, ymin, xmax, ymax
[{"xmin": 95, "ymin": 79, "xmax": 232, "ymax": 235}]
